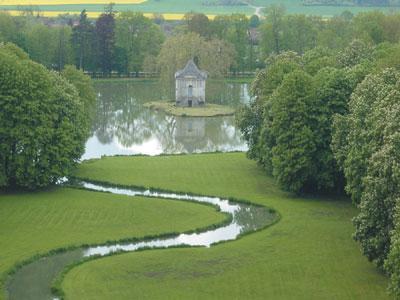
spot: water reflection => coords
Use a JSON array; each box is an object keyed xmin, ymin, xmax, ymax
[{"xmin": 83, "ymin": 80, "xmax": 250, "ymax": 160}]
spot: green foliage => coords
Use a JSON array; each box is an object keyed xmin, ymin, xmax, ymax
[
  {"xmin": 0, "ymin": 44, "xmax": 89, "ymax": 189},
  {"xmin": 269, "ymin": 70, "xmax": 316, "ymax": 192},
  {"xmin": 331, "ymin": 68, "xmax": 400, "ymax": 296},
  {"xmin": 115, "ymin": 12, "xmax": 164, "ymax": 74},
  {"xmin": 238, "ymin": 49, "xmax": 355, "ymax": 194},
  {"xmin": 96, "ymin": 11, "xmax": 116, "ymax": 74},
  {"xmin": 157, "ymin": 32, "xmax": 235, "ymax": 83},
  {"xmin": 332, "ymin": 69, "xmax": 399, "ymax": 204},
  {"xmin": 237, "ymin": 51, "xmax": 302, "ymax": 168},
  {"xmin": 61, "ymin": 64, "xmax": 96, "ymax": 120},
  {"xmin": 302, "ymin": 46, "xmax": 337, "ymax": 75},
  {"xmin": 0, "ymin": 42, "xmax": 29, "ymax": 60},
  {"xmin": 373, "ymin": 42, "xmax": 400, "ymax": 70},
  {"xmin": 337, "ymin": 39, "xmax": 373, "ymax": 67},
  {"xmin": 0, "ymin": 12, "xmax": 18, "ymax": 44},
  {"xmin": 72, "ymin": 10, "xmax": 96, "ymax": 71},
  {"xmin": 184, "ymin": 12, "xmax": 211, "ymax": 37},
  {"xmin": 262, "ymin": 4, "xmax": 286, "ymax": 54}
]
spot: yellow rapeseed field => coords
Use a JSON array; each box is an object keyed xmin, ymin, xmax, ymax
[
  {"xmin": 0, "ymin": 0, "xmax": 146, "ymax": 4},
  {"xmin": 4, "ymin": 10, "xmax": 216, "ymax": 20}
]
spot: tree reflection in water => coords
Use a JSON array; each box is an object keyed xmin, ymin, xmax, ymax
[{"xmin": 83, "ymin": 80, "xmax": 249, "ymax": 160}]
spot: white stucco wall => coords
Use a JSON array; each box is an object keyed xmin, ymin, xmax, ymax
[{"xmin": 176, "ymin": 77, "xmax": 206, "ymax": 107}]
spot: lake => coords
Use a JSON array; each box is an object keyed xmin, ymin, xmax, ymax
[{"xmin": 83, "ymin": 79, "xmax": 251, "ymax": 160}]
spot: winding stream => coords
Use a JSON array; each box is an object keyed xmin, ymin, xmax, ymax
[{"xmin": 6, "ymin": 180, "xmax": 277, "ymax": 300}]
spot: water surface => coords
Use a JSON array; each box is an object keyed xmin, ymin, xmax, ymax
[{"xmin": 83, "ymin": 80, "xmax": 250, "ymax": 159}]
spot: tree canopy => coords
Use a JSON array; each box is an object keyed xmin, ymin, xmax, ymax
[{"xmin": 0, "ymin": 44, "xmax": 94, "ymax": 190}]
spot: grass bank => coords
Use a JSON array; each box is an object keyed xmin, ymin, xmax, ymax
[
  {"xmin": 0, "ymin": 187, "xmax": 225, "ymax": 300},
  {"xmin": 144, "ymin": 101, "xmax": 235, "ymax": 117},
  {"xmin": 63, "ymin": 153, "xmax": 390, "ymax": 299}
]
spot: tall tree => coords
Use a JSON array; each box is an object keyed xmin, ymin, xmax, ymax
[
  {"xmin": 55, "ymin": 26, "xmax": 73, "ymax": 71},
  {"xmin": 265, "ymin": 4, "xmax": 285, "ymax": 54},
  {"xmin": 226, "ymin": 14, "xmax": 249, "ymax": 72},
  {"xmin": 72, "ymin": 10, "xmax": 95, "ymax": 71},
  {"xmin": 332, "ymin": 69, "xmax": 400, "ymax": 263},
  {"xmin": 95, "ymin": 8, "xmax": 116, "ymax": 74},
  {"xmin": 184, "ymin": 12, "xmax": 211, "ymax": 38},
  {"xmin": 115, "ymin": 12, "xmax": 164, "ymax": 75},
  {"xmin": 269, "ymin": 70, "xmax": 316, "ymax": 192}
]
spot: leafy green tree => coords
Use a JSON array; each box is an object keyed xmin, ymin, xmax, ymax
[
  {"xmin": 381, "ymin": 13, "xmax": 400, "ymax": 43},
  {"xmin": 210, "ymin": 15, "xmax": 231, "ymax": 39},
  {"xmin": 269, "ymin": 70, "xmax": 317, "ymax": 192},
  {"xmin": 239, "ymin": 50, "xmax": 358, "ymax": 193},
  {"xmin": 184, "ymin": 12, "xmax": 211, "ymax": 38},
  {"xmin": 157, "ymin": 32, "xmax": 235, "ymax": 83},
  {"xmin": 309, "ymin": 67, "xmax": 354, "ymax": 192},
  {"xmin": 237, "ymin": 52, "xmax": 302, "ymax": 167},
  {"xmin": 61, "ymin": 64, "xmax": 96, "ymax": 120},
  {"xmin": 353, "ymin": 11, "xmax": 385, "ymax": 44},
  {"xmin": 331, "ymin": 70, "xmax": 400, "ymax": 297},
  {"xmin": 282, "ymin": 14, "xmax": 319, "ymax": 54},
  {"xmin": 262, "ymin": 4, "xmax": 285, "ymax": 54},
  {"xmin": 373, "ymin": 42, "xmax": 400, "ymax": 71},
  {"xmin": 0, "ymin": 44, "xmax": 90, "ymax": 190},
  {"xmin": 23, "ymin": 23, "xmax": 58, "ymax": 68},
  {"xmin": 0, "ymin": 12, "xmax": 18, "ymax": 44},
  {"xmin": 337, "ymin": 69, "xmax": 400, "ymax": 267},
  {"xmin": 72, "ymin": 10, "xmax": 95, "ymax": 71},
  {"xmin": 95, "ymin": 10, "xmax": 116, "ymax": 74},
  {"xmin": 115, "ymin": 12, "xmax": 164, "ymax": 75},
  {"xmin": 317, "ymin": 15, "xmax": 353, "ymax": 50},
  {"xmin": 332, "ymin": 69, "xmax": 398, "ymax": 204},
  {"xmin": 337, "ymin": 39, "xmax": 372, "ymax": 67},
  {"xmin": 302, "ymin": 47, "xmax": 336, "ymax": 75},
  {"xmin": 353, "ymin": 131, "xmax": 400, "ymax": 267},
  {"xmin": 225, "ymin": 14, "xmax": 249, "ymax": 72},
  {"xmin": 54, "ymin": 26, "xmax": 74, "ymax": 71}
]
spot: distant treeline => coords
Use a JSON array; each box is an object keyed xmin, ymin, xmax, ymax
[{"xmin": 1, "ymin": 7, "xmax": 400, "ymax": 77}]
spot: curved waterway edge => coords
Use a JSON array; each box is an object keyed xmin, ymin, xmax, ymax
[{"xmin": 6, "ymin": 180, "xmax": 279, "ymax": 300}]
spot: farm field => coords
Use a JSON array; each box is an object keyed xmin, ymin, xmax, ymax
[
  {"xmin": 59, "ymin": 153, "xmax": 390, "ymax": 299},
  {"xmin": 1, "ymin": 0, "xmax": 399, "ymax": 19},
  {"xmin": 0, "ymin": 187, "xmax": 225, "ymax": 300},
  {"xmin": 0, "ymin": 0, "xmax": 146, "ymax": 4}
]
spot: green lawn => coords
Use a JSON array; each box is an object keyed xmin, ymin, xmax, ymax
[
  {"xmin": 62, "ymin": 153, "xmax": 390, "ymax": 299},
  {"xmin": 0, "ymin": 187, "xmax": 225, "ymax": 300}
]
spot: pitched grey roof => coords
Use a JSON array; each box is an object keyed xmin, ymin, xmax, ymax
[{"xmin": 175, "ymin": 59, "xmax": 207, "ymax": 80}]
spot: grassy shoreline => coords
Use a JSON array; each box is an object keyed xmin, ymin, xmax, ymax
[{"xmin": 144, "ymin": 101, "xmax": 235, "ymax": 117}]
